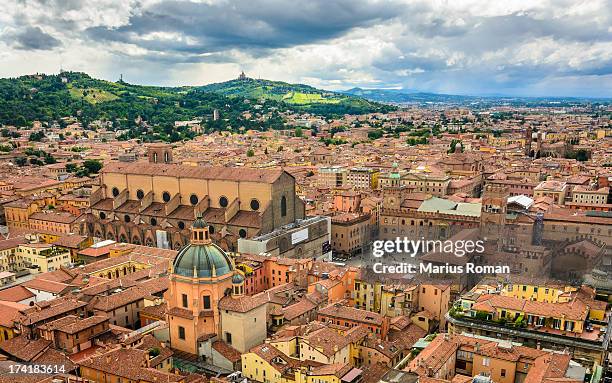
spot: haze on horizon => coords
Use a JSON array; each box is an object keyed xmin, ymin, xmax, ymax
[{"xmin": 0, "ymin": 0, "xmax": 610, "ymax": 98}]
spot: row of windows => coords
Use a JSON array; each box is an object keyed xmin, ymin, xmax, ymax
[
  {"xmin": 111, "ymin": 187, "xmax": 266, "ymax": 211},
  {"xmin": 181, "ymin": 294, "xmax": 212, "ymax": 310},
  {"xmin": 157, "ymin": 192, "xmax": 279, "ymax": 217}
]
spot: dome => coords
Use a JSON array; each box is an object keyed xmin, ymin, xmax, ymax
[
  {"xmin": 232, "ymin": 273, "xmax": 244, "ymax": 284},
  {"xmin": 172, "ymin": 242, "xmax": 234, "ymax": 278}
]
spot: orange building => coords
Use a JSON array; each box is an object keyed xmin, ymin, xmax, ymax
[
  {"xmin": 167, "ymin": 218, "xmax": 236, "ymax": 355},
  {"xmin": 317, "ymin": 303, "xmax": 389, "ymax": 339}
]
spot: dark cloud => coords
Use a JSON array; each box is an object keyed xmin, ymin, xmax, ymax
[
  {"xmin": 9, "ymin": 26, "xmax": 61, "ymax": 50},
  {"xmin": 86, "ymin": 0, "xmax": 400, "ymax": 56}
]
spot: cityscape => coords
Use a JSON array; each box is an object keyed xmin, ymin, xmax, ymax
[{"xmin": 0, "ymin": 1, "xmax": 610, "ymax": 383}]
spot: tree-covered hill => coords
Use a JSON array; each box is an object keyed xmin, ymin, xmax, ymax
[
  {"xmin": 0, "ymin": 72, "xmax": 393, "ymax": 129},
  {"xmin": 198, "ymin": 77, "xmax": 395, "ymax": 115}
]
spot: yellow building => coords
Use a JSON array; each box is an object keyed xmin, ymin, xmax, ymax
[
  {"xmin": 450, "ymin": 281, "xmax": 609, "ymax": 365},
  {"xmin": 4, "ymin": 200, "xmax": 41, "ymax": 230},
  {"xmin": 16, "ymin": 242, "xmax": 71, "ymax": 273},
  {"xmin": 0, "ymin": 301, "xmax": 26, "ymax": 341},
  {"xmin": 242, "ymin": 343, "xmax": 362, "ymax": 383},
  {"xmin": 0, "ymin": 236, "xmax": 25, "ymax": 272}
]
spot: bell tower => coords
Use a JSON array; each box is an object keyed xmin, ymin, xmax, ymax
[
  {"xmin": 480, "ymin": 184, "xmax": 509, "ymax": 237},
  {"xmin": 148, "ymin": 143, "xmax": 173, "ymax": 164}
]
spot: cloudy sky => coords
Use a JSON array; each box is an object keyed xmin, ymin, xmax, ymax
[{"xmin": 0, "ymin": 0, "xmax": 611, "ymax": 97}]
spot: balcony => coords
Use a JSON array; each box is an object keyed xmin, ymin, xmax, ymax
[{"xmin": 446, "ymin": 311, "xmax": 612, "ymax": 352}]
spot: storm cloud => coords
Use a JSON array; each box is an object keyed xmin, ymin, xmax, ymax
[{"xmin": 7, "ymin": 26, "xmax": 62, "ymax": 50}]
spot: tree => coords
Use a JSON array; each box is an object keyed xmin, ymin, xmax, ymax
[
  {"xmin": 29, "ymin": 131, "xmax": 45, "ymax": 142},
  {"xmin": 82, "ymin": 159, "xmax": 102, "ymax": 174},
  {"xmin": 246, "ymin": 149, "xmax": 255, "ymax": 157},
  {"xmin": 66, "ymin": 163, "xmax": 78, "ymax": 173},
  {"xmin": 448, "ymin": 139, "xmax": 464, "ymax": 154},
  {"xmin": 44, "ymin": 154, "xmax": 57, "ymax": 164},
  {"xmin": 295, "ymin": 127, "xmax": 303, "ymax": 138},
  {"xmin": 368, "ymin": 129, "xmax": 383, "ymax": 140}
]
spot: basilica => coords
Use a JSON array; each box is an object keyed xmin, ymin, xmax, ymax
[{"xmin": 87, "ymin": 145, "xmax": 305, "ymax": 251}]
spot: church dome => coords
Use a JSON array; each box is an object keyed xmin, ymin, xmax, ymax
[
  {"xmin": 232, "ymin": 273, "xmax": 244, "ymax": 284},
  {"xmin": 173, "ymin": 242, "xmax": 234, "ymax": 278}
]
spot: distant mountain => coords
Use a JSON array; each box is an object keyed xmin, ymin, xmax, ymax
[
  {"xmin": 342, "ymin": 87, "xmax": 477, "ymax": 104},
  {"xmin": 342, "ymin": 87, "xmax": 611, "ymax": 107},
  {"xmin": 198, "ymin": 77, "xmax": 394, "ymax": 115}
]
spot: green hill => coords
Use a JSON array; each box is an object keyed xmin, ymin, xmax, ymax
[
  {"xmin": 0, "ymin": 72, "xmax": 283, "ymax": 141},
  {"xmin": 0, "ymin": 73, "xmax": 393, "ymax": 141},
  {"xmin": 198, "ymin": 77, "xmax": 394, "ymax": 115}
]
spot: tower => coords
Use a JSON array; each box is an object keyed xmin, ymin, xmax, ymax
[
  {"xmin": 532, "ymin": 212, "xmax": 544, "ymax": 246},
  {"xmin": 480, "ymin": 184, "xmax": 509, "ymax": 238},
  {"xmin": 535, "ymin": 132, "xmax": 543, "ymax": 158},
  {"xmin": 147, "ymin": 143, "xmax": 173, "ymax": 164},
  {"xmin": 524, "ymin": 126, "xmax": 532, "ymax": 157},
  {"xmin": 383, "ymin": 185, "xmax": 410, "ymax": 210}
]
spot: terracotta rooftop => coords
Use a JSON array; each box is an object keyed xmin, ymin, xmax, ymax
[{"xmin": 102, "ymin": 161, "xmax": 287, "ymax": 184}]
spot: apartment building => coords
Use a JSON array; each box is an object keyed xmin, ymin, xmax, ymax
[
  {"xmin": 318, "ymin": 166, "xmax": 348, "ymax": 188},
  {"xmin": 330, "ymin": 213, "xmax": 370, "ymax": 256},
  {"xmin": 533, "ymin": 181, "xmax": 568, "ymax": 205},
  {"xmin": 448, "ymin": 280, "xmax": 610, "ymax": 366},
  {"xmin": 407, "ymin": 333, "xmax": 584, "ymax": 383},
  {"xmin": 571, "ymin": 186, "xmax": 609, "ymax": 205},
  {"xmin": 317, "ymin": 303, "xmax": 389, "ymax": 339},
  {"xmin": 347, "ymin": 167, "xmax": 379, "ymax": 189},
  {"xmin": 16, "ymin": 242, "xmax": 72, "ymax": 273}
]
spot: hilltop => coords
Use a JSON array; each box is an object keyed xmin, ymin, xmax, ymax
[{"xmin": 198, "ymin": 76, "xmax": 394, "ymax": 115}]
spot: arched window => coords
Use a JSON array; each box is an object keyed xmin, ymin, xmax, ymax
[
  {"xmin": 190, "ymin": 194, "xmax": 199, "ymax": 205},
  {"xmin": 281, "ymin": 196, "xmax": 287, "ymax": 217},
  {"xmin": 99, "ymin": 212, "xmax": 106, "ymax": 219},
  {"xmin": 250, "ymin": 199, "xmax": 260, "ymax": 211},
  {"xmin": 178, "ymin": 221, "xmax": 185, "ymax": 230},
  {"xmin": 162, "ymin": 192, "xmax": 171, "ymax": 203},
  {"xmin": 112, "ymin": 187, "xmax": 119, "ymax": 197},
  {"xmin": 136, "ymin": 189, "xmax": 145, "ymax": 200},
  {"xmin": 239, "ymin": 229, "xmax": 247, "ymax": 238},
  {"xmin": 164, "ymin": 152, "xmax": 169, "ymax": 163},
  {"xmin": 209, "ymin": 225, "xmax": 215, "ymax": 234},
  {"xmin": 153, "ymin": 152, "xmax": 158, "ymax": 163},
  {"xmin": 219, "ymin": 196, "xmax": 229, "ymax": 208},
  {"xmin": 150, "ymin": 217, "xmax": 157, "ymax": 226}
]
